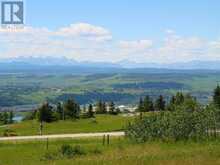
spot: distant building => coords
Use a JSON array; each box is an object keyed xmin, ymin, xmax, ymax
[{"xmin": 117, "ymin": 105, "xmax": 137, "ymax": 113}]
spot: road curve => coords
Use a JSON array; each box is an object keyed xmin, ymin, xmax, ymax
[{"xmin": 0, "ymin": 131, "xmax": 125, "ymax": 141}]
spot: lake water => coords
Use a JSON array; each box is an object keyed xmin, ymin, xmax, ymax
[{"xmin": 13, "ymin": 116, "xmax": 24, "ymax": 122}]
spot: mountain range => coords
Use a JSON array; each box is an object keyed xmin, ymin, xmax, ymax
[{"xmin": 0, "ymin": 57, "xmax": 220, "ymax": 71}]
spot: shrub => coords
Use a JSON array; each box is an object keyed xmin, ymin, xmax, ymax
[
  {"xmin": 60, "ymin": 144, "xmax": 85, "ymax": 158},
  {"xmin": 41, "ymin": 144, "xmax": 106, "ymax": 161},
  {"xmin": 60, "ymin": 144, "xmax": 74, "ymax": 158},
  {"xmin": 3, "ymin": 129, "xmax": 17, "ymax": 137},
  {"xmin": 41, "ymin": 152, "xmax": 58, "ymax": 161},
  {"xmin": 125, "ymin": 108, "xmax": 218, "ymax": 142},
  {"xmin": 91, "ymin": 147, "xmax": 102, "ymax": 154},
  {"xmin": 72, "ymin": 145, "xmax": 85, "ymax": 155}
]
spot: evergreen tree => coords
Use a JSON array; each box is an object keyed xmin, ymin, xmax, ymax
[
  {"xmin": 0, "ymin": 112, "xmax": 7, "ymax": 124},
  {"xmin": 109, "ymin": 101, "xmax": 115, "ymax": 114},
  {"xmin": 0, "ymin": 113, "xmax": 3, "ymax": 124},
  {"xmin": 83, "ymin": 105, "xmax": 86, "ymax": 113},
  {"xmin": 137, "ymin": 97, "xmax": 144, "ymax": 112},
  {"xmin": 56, "ymin": 102, "xmax": 64, "ymax": 120},
  {"xmin": 37, "ymin": 102, "xmax": 54, "ymax": 123},
  {"xmin": 96, "ymin": 101, "xmax": 107, "ymax": 114},
  {"xmin": 170, "ymin": 95, "xmax": 176, "ymax": 105},
  {"xmin": 167, "ymin": 92, "xmax": 184, "ymax": 111},
  {"xmin": 175, "ymin": 92, "xmax": 185, "ymax": 105},
  {"xmin": 9, "ymin": 111, "xmax": 14, "ymax": 124},
  {"xmin": 149, "ymin": 100, "xmax": 155, "ymax": 112},
  {"xmin": 166, "ymin": 96, "xmax": 176, "ymax": 111},
  {"xmin": 87, "ymin": 104, "xmax": 94, "ymax": 118},
  {"xmin": 155, "ymin": 95, "xmax": 166, "ymax": 111},
  {"xmin": 184, "ymin": 94, "xmax": 199, "ymax": 112},
  {"xmin": 64, "ymin": 99, "xmax": 80, "ymax": 119},
  {"xmin": 96, "ymin": 100, "xmax": 103, "ymax": 114},
  {"xmin": 213, "ymin": 85, "xmax": 220, "ymax": 108},
  {"xmin": 102, "ymin": 102, "xmax": 107, "ymax": 114},
  {"xmin": 3, "ymin": 112, "xmax": 8, "ymax": 124},
  {"xmin": 143, "ymin": 96, "xmax": 154, "ymax": 112}
]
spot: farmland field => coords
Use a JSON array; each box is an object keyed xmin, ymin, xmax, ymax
[{"xmin": 0, "ymin": 71, "xmax": 220, "ymax": 108}]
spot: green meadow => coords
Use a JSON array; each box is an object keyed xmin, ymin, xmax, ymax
[
  {"xmin": 1, "ymin": 137, "xmax": 220, "ymax": 165},
  {"xmin": 0, "ymin": 115, "xmax": 133, "ymax": 136}
]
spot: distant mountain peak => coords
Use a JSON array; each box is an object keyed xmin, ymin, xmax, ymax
[{"xmin": 1, "ymin": 57, "xmax": 220, "ymax": 70}]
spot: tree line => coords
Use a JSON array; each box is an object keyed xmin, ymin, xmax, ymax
[
  {"xmin": 126, "ymin": 85, "xmax": 220, "ymax": 142},
  {"xmin": 26, "ymin": 99, "xmax": 120, "ymax": 123},
  {"xmin": 137, "ymin": 92, "xmax": 198, "ymax": 112},
  {"xmin": 0, "ymin": 111, "xmax": 14, "ymax": 125}
]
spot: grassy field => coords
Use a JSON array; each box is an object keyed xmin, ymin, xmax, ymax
[
  {"xmin": 1, "ymin": 137, "xmax": 220, "ymax": 165},
  {"xmin": 0, "ymin": 115, "xmax": 133, "ymax": 136}
]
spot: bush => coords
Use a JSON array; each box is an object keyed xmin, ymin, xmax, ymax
[
  {"xmin": 60, "ymin": 144, "xmax": 74, "ymax": 158},
  {"xmin": 60, "ymin": 144, "xmax": 85, "ymax": 158},
  {"xmin": 3, "ymin": 129, "xmax": 17, "ymax": 137},
  {"xmin": 41, "ymin": 144, "xmax": 105, "ymax": 161},
  {"xmin": 125, "ymin": 108, "xmax": 218, "ymax": 142},
  {"xmin": 91, "ymin": 147, "xmax": 102, "ymax": 154},
  {"xmin": 41, "ymin": 152, "xmax": 58, "ymax": 161}
]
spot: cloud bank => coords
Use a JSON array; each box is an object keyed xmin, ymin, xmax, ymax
[{"xmin": 0, "ymin": 23, "xmax": 220, "ymax": 63}]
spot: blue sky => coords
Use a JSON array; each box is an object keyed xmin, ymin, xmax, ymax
[
  {"xmin": 26, "ymin": 0, "xmax": 220, "ymax": 40},
  {"xmin": 0, "ymin": 0, "xmax": 220, "ymax": 63}
]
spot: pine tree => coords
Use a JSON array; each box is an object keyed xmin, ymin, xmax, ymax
[
  {"xmin": 170, "ymin": 95, "xmax": 176, "ymax": 105},
  {"xmin": 175, "ymin": 92, "xmax": 185, "ymax": 105},
  {"xmin": 137, "ymin": 97, "xmax": 144, "ymax": 112},
  {"xmin": 56, "ymin": 102, "xmax": 64, "ymax": 120},
  {"xmin": 155, "ymin": 95, "xmax": 166, "ymax": 111},
  {"xmin": 213, "ymin": 85, "xmax": 220, "ymax": 108},
  {"xmin": 184, "ymin": 94, "xmax": 198, "ymax": 112},
  {"xmin": 96, "ymin": 101, "xmax": 107, "ymax": 114},
  {"xmin": 109, "ymin": 101, "xmax": 115, "ymax": 114},
  {"xmin": 9, "ymin": 111, "xmax": 14, "ymax": 124},
  {"xmin": 102, "ymin": 102, "xmax": 107, "ymax": 114},
  {"xmin": 37, "ymin": 102, "xmax": 54, "ymax": 123},
  {"xmin": 96, "ymin": 100, "xmax": 103, "ymax": 114},
  {"xmin": 166, "ymin": 96, "xmax": 176, "ymax": 111},
  {"xmin": 143, "ymin": 96, "xmax": 154, "ymax": 112},
  {"xmin": 64, "ymin": 99, "xmax": 80, "ymax": 119},
  {"xmin": 83, "ymin": 105, "xmax": 86, "ymax": 113},
  {"xmin": 149, "ymin": 100, "xmax": 155, "ymax": 112},
  {"xmin": 3, "ymin": 112, "xmax": 8, "ymax": 124},
  {"xmin": 0, "ymin": 112, "xmax": 3, "ymax": 124},
  {"xmin": 87, "ymin": 104, "xmax": 94, "ymax": 118}
]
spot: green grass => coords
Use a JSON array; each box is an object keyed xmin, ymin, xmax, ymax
[
  {"xmin": 1, "ymin": 137, "xmax": 220, "ymax": 165},
  {"xmin": 0, "ymin": 115, "xmax": 133, "ymax": 136}
]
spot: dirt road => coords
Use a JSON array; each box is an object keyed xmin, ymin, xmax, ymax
[{"xmin": 0, "ymin": 131, "xmax": 125, "ymax": 141}]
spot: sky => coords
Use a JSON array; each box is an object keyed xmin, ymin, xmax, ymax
[{"xmin": 0, "ymin": 0, "xmax": 220, "ymax": 63}]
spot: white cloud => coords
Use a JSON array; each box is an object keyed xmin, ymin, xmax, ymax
[
  {"xmin": 210, "ymin": 40, "xmax": 220, "ymax": 49},
  {"xmin": 0, "ymin": 25, "xmax": 220, "ymax": 63},
  {"xmin": 119, "ymin": 40, "xmax": 153, "ymax": 50},
  {"xmin": 0, "ymin": 23, "xmax": 113, "ymax": 60},
  {"xmin": 117, "ymin": 40, "xmax": 153, "ymax": 62},
  {"xmin": 154, "ymin": 32, "xmax": 208, "ymax": 63},
  {"xmin": 55, "ymin": 23, "xmax": 112, "ymax": 42},
  {"xmin": 165, "ymin": 29, "xmax": 176, "ymax": 35}
]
